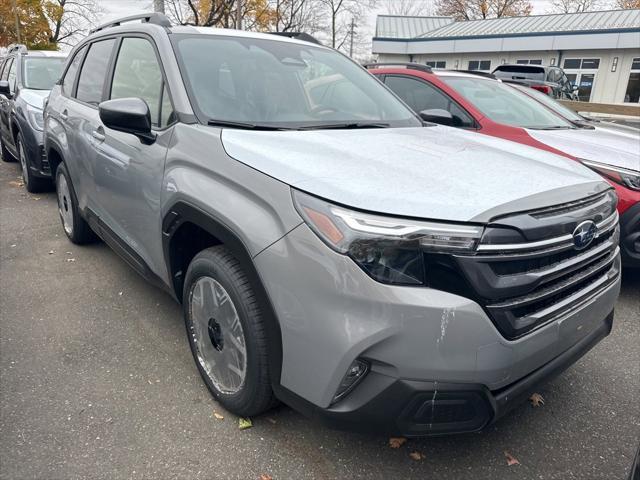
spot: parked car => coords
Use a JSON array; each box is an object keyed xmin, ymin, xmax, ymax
[
  {"xmin": 492, "ymin": 64, "xmax": 578, "ymax": 100},
  {"xmin": 369, "ymin": 64, "xmax": 639, "ymax": 268},
  {"xmin": 507, "ymin": 81, "xmax": 640, "ymax": 135},
  {"xmin": 0, "ymin": 44, "xmax": 66, "ymax": 192},
  {"xmin": 45, "ymin": 15, "xmax": 621, "ymax": 436}
]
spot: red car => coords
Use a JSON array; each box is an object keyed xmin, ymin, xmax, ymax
[{"xmin": 368, "ymin": 64, "xmax": 640, "ymax": 268}]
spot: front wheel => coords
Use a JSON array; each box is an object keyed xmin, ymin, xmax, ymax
[
  {"xmin": 183, "ymin": 246, "xmax": 277, "ymax": 417},
  {"xmin": 17, "ymin": 133, "xmax": 49, "ymax": 193}
]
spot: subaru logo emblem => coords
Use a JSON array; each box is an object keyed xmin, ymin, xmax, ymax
[{"xmin": 572, "ymin": 220, "xmax": 597, "ymax": 250}]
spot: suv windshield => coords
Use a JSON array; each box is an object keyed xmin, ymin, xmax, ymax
[
  {"xmin": 493, "ymin": 65, "xmax": 545, "ymax": 81},
  {"xmin": 22, "ymin": 57, "xmax": 65, "ymax": 90},
  {"xmin": 440, "ymin": 77, "xmax": 574, "ymax": 129},
  {"xmin": 172, "ymin": 34, "xmax": 421, "ymax": 129}
]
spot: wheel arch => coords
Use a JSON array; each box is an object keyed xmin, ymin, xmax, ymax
[{"xmin": 163, "ymin": 201, "xmax": 284, "ymax": 387}]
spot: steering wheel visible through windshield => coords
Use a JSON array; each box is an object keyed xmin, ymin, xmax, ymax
[
  {"xmin": 171, "ymin": 34, "xmax": 421, "ymax": 130},
  {"xmin": 440, "ymin": 76, "xmax": 575, "ymax": 130}
]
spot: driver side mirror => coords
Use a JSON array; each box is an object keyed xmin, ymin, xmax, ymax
[
  {"xmin": 419, "ymin": 108, "xmax": 454, "ymax": 126},
  {"xmin": 98, "ymin": 97, "xmax": 156, "ymax": 144},
  {"xmin": 0, "ymin": 80, "xmax": 12, "ymax": 98}
]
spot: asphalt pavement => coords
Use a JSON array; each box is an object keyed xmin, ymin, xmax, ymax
[{"xmin": 1, "ymin": 158, "xmax": 639, "ymax": 480}]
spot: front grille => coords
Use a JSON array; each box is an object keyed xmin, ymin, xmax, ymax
[{"xmin": 437, "ymin": 190, "xmax": 620, "ymax": 340}]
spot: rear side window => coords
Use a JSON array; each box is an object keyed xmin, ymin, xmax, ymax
[
  {"xmin": 6, "ymin": 58, "xmax": 17, "ymax": 93},
  {"xmin": 385, "ymin": 76, "xmax": 475, "ymax": 128},
  {"xmin": 76, "ymin": 39, "xmax": 115, "ymax": 105},
  {"xmin": 110, "ymin": 37, "xmax": 173, "ymax": 127},
  {"xmin": 62, "ymin": 46, "xmax": 86, "ymax": 95}
]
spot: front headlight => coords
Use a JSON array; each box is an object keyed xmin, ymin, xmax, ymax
[
  {"xmin": 292, "ymin": 189, "xmax": 484, "ymax": 286},
  {"xmin": 26, "ymin": 104, "xmax": 45, "ymax": 131},
  {"xmin": 581, "ymin": 159, "xmax": 640, "ymax": 191}
]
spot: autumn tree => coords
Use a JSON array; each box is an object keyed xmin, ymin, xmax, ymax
[
  {"xmin": 0, "ymin": 0, "xmax": 54, "ymax": 49},
  {"xmin": 614, "ymin": 0, "xmax": 639, "ymax": 7},
  {"xmin": 164, "ymin": 0, "xmax": 274, "ymax": 30},
  {"xmin": 435, "ymin": 0, "xmax": 532, "ymax": 21}
]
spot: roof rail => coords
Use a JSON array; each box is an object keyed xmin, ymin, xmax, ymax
[
  {"xmin": 268, "ymin": 32, "xmax": 322, "ymax": 45},
  {"xmin": 362, "ymin": 62, "xmax": 433, "ymax": 74},
  {"xmin": 90, "ymin": 13, "xmax": 171, "ymax": 34},
  {"xmin": 453, "ymin": 70, "xmax": 497, "ymax": 79},
  {"xmin": 7, "ymin": 44, "xmax": 28, "ymax": 54}
]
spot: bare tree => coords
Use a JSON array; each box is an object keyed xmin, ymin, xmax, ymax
[
  {"xmin": 43, "ymin": 0, "xmax": 103, "ymax": 47},
  {"xmin": 317, "ymin": 0, "xmax": 376, "ymax": 50},
  {"xmin": 548, "ymin": 0, "xmax": 601, "ymax": 13},
  {"xmin": 271, "ymin": 0, "xmax": 323, "ymax": 33},
  {"xmin": 435, "ymin": 0, "xmax": 532, "ymax": 21},
  {"xmin": 384, "ymin": 0, "xmax": 435, "ymax": 16}
]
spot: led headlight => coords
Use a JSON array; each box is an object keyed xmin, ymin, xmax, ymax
[
  {"xmin": 292, "ymin": 189, "xmax": 484, "ymax": 286},
  {"xmin": 26, "ymin": 104, "xmax": 45, "ymax": 131},
  {"xmin": 581, "ymin": 159, "xmax": 640, "ymax": 191}
]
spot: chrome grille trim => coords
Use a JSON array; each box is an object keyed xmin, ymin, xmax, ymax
[{"xmin": 477, "ymin": 210, "xmax": 618, "ymax": 253}]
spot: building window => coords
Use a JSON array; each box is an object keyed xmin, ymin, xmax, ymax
[
  {"xmin": 468, "ymin": 60, "xmax": 491, "ymax": 71},
  {"xmin": 624, "ymin": 57, "xmax": 640, "ymax": 103},
  {"xmin": 516, "ymin": 59, "xmax": 542, "ymax": 65},
  {"xmin": 425, "ymin": 61, "xmax": 446, "ymax": 69},
  {"xmin": 563, "ymin": 58, "xmax": 600, "ymax": 70}
]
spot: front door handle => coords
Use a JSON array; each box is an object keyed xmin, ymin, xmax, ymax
[
  {"xmin": 91, "ymin": 129, "xmax": 105, "ymax": 142},
  {"xmin": 60, "ymin": 109, "xmax": 68, "ymax": 121}
]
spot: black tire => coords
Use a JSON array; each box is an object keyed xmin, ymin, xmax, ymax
[
  {"xmin": 0, "ymin": 135, "xmax": 15, "ymax": 162},
  {"xmin": 17, "ymin": 133, "xmax": 49, "ymax": 193},
  {"xmin": 55, "ymin": 162, "xmax": 94, "ymax": 244},
  {"xmin": 183, "ymin": 246, "xmax": 277, "ymax": 417}
]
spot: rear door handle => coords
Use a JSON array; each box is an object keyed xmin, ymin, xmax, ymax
[
  {"xmin": 91, "ymin": 129, "xmax": 105, "ymax": 142},
  {"xmin": 60, "ymin": 109, "xmax": 68, "ymax": 121}
]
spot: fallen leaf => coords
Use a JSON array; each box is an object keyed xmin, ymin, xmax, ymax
[
  {"xmin": 389, "ymin": 437, "xmax": 407, "ymax": 449},
  {"xmin": 8, "ymin": 180, "xmax": 24, "ymax": 187},
  {"xmin": 32, "ymin": 197, "xmax": 40, "ymax": 201},
  {"xmin": 504, "ymin": 451, "xmax": 520, "ymax": 466},
  {"xmin": 66, "ymin": 258, "xmax": 75, "ymax": 262},
  {"xmin": 48, "ymin": 250, "xmax": 55, "ymax": 255},
  {"xmin": 409, "ymin": 451, "xmax": 426, "ymax": 461},
  {"xmin": 529, "ymin": 393, "xmax": 545, "ymax": 407},
  {"xmin": 266, "ymin": 417, "xmax": 277, "ymax": 424},
  {"xmin": 118, "ymin": 292, "xmax": 123, "ymax": 296},
  {"xmin": 238, "ymin": 417, "xmax": 252, "ymax": 430},
  {"xmin": 213, "ymin": 412, "xmax": 224, "ymax": 420},
  {"xmin": 259, "ymin": 475, "xmax": 273, "ymax": 480}
]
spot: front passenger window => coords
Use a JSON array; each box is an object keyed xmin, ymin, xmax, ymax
[{"xmin": 110, "ymin": 37, "xmax": 174, "ymax": 128}]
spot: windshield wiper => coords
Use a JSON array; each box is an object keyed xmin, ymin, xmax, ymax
[
  {"xmin": 297, "ymin": 122, "xmax": 390, "ymax": 130},
  {"xmin": 527, "ymin": 125, "xmax": 575, "ymax": 130},
  {"xmin": 207, "ymin": 119, "xmax": 291, "ymax": 130}
]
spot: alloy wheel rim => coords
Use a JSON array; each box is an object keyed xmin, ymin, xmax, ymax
[
  {"xmin": 57, "ymin": 174, "xmax": 74, "ymax": 235},
  {"xmin": 189, "ymin": 276, "xmax": 247, "ymax": 394}
]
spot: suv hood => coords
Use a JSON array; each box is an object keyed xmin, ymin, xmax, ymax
[
  {"xmin": 20, "ymin": 88, "xmax": 50, "ymax": 109},
  {"xmin": 527, "ymin": 127, "xmax": 640, "ymax": 172},
  {"xmin": 221, "ymin": 126, "xmax": 608, "ymax": 223}
]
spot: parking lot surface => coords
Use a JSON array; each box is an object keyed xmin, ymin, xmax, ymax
[{"xmin": 1, "ymin": 159, "xmax": 638, "ymax": 480}]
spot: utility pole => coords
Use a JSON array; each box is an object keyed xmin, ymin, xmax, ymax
[
  {"xmin": 349, "ymin": 18, "xmax": 356, "ymax": 58},
  {"xmin": 236, "ymin": 0, "xmax": 243, "ymax": 30},
  {"xmin": 11, "ymin": 0, "xmax": 21, "ymax": 44},
  {"xmin": 153, "ymin": 0, "xmax": 165, "ymax": 14}
]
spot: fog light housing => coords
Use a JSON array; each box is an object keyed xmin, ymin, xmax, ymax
[{"xmin": 331, "ymin": 359, "xmax": 369, "ymax": 404}]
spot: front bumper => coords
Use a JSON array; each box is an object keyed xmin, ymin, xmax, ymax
[
  {"xmin": 276, "ymin": 310, "xmax": 613, "ymax": 436},
  {"xmin": 256, "ymin": 224, "xmax": 621, "ymax": 435},
  {"xmin": 620, "ymin": 202, "xmax": 640, "ymax": 268}
]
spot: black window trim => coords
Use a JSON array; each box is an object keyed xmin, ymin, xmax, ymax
[
  {"xmin": 59, "ymin": 44, "xmax": 88, "ymax": 98},
  {"xmin": 384, "ymin": 73, "xmax": 479, "ymax": 130}
]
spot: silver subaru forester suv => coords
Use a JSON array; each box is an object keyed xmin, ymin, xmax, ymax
[{"xmin": 44, "ymin": 14, "xmax": 621, "ymax": 436}]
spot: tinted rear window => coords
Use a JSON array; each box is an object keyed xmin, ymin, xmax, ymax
[{"xmin": 493, "ymin": 65, "xmax": 545, "ymax": 81}]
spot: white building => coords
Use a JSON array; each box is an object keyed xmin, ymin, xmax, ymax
[{"xmin": 372, "ymin": 9, "xmax": 640, "ymax": 104}]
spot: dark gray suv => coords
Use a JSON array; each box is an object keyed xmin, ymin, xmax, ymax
[
  {"xmin": 44, "ymin": 13, "xmax": 621, "ymax": 436},
  {"xmin": 0, "ymin": 44, "xmax": 66, "ymax": 191}
]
